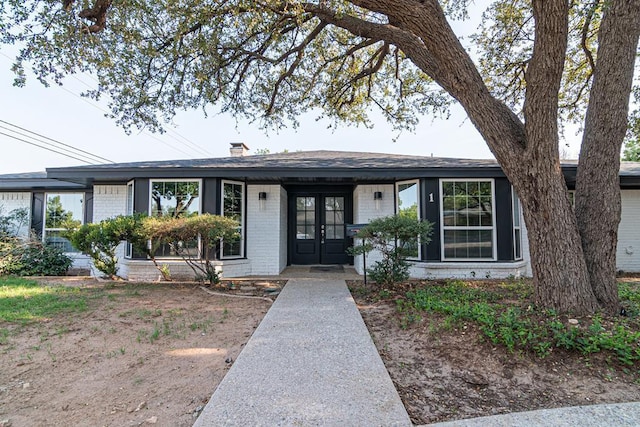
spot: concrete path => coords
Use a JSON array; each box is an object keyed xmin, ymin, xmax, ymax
[
  {"xmin": 194, "ymin": 278, "xmax": 411, "ymax": 426},
  {"xmin": 425, "ymin": 401, "xmax": 640, "ymax": 427}
]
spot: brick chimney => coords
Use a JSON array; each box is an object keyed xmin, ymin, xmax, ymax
[{"xmin": 229, "ymin": 142, "xmax": 249, "ymax": 157}]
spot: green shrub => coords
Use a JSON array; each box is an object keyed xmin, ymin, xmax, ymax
[
  {"xmin": 65, "ymin": 215, "xmax": 141, "ymax": 279},
  {"xmin": 349, "ymin": 215, "xmax": 432, "ymax": 285},
  {"xmin": 142, "ymin": 214, "xmax": 239, "ymax": 284},
  {"xmin": 0, "ymin": 239, "xmax": 71, "ymax": 276},
  {"xmin": 0, "ymin": 207, "xmax": 72, "ymax": 276}
]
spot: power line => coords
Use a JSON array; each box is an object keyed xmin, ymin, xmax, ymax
[
  {"xmin": 0, "ymin": 119, "xmax": 114, "ymax": 164},
  {"xmin": 2, "ymin": 49, "xmax": 214, "ymax": 158},
  {"xmin": 0, "ymin": 130, "xmax": 96, "ymax": 165}
]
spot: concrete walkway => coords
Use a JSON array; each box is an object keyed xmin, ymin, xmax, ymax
[
  {"xmin": 426, "ymin": 401, "xmax": 640, "ymax": 427},
  {"xmin": 194, "ymin": 278, "xmax": 411, "ymax": 426}
]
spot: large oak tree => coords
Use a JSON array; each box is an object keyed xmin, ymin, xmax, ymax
[{"xmin": 2, "ymin": 0, "xmax": 639, "ymax": 314}]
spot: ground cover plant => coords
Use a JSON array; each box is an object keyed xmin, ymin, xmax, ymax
[
  {"xmin": 395, "ymin": 279, "xmax": 640, "ymax": 365},
  {"xmin": 351, "ymin": 278, "xmax": 640, "ymax": 424},
  {"xmin": 0, "ymin": 276, "xmax": 273, "ymax": 426}
]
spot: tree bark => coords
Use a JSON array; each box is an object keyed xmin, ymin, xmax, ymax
[
  {"xmin": 575, "ymin": 0, "xmax": 640, "ymax": 313},
  {"xmin": 384, "ymin": 0, "xmax": 600, "ymax": 313}
]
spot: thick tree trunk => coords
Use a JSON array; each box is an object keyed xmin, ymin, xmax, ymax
[
  {"xmin": 332, "ymin": 0, "xmax": 636, "ymax": 314},
  {"xmin": 517, "ymin": 169, "xmax": 599, "ymax": 313},
  {"xmin": 575, "ymin": 0, "xmax": 640, "ymax": 313},
  {"xmin": 385, "ymin": 0, "xmax": 601, "ymax": 314}
]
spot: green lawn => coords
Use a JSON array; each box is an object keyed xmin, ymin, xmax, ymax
[{"xmin": 0, "ymin": 277, "xmax": 88, "ymax": 323}]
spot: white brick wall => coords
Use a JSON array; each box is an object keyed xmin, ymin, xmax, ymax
[
  {"xmin": 352, "ymin": 184, "xmax": 394, "ymax": 274},
  {"xmin": 93, "ymin": 185, "xmax": 128, "ymax": 221},
  {"xmin": 0, "ymin": 192, "xmax": 31, "ymax": 237},
  {"xmin": 246, "ymin": 184, "xmax": 286, "ymax": 275},
  {"xmin": 119, "ymin": 258, "xmax": 251, "ymax": 281},
  {"xmin": 279, "ymin": 187, "xmax": 288, "ymax": 272},
  {"xmin": 91, "ymin": 185, "xmax": 129, "ymax": 276},
  {"xmin": 617, "ymin": 189, "xmax": 640, "ymax": 272},
  {"xmin": 410, "ymin": 261, "xmax": 528, "ymax": 280}
]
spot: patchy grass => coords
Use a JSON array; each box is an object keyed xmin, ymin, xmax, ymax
[
  {"xmin": 0, "ymin": 277, "xmax": 88, "ymax": 323},
  {"xmin": 387, "ymin": 279, "xmax": 640, "ymax": 372}
]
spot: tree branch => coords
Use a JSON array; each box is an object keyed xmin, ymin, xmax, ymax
[{"xmin": 78, "ymin": 0, "xmax": 112, "ymax": 33}]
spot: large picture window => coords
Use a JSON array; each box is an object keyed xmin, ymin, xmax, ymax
[
  {"xmin": 221, "ymin": 181, "xmax": 245, "ymax": 258},
  {"xmin": 149, "ymin": 180, "xmax": 201, "ymax": 257},
  {"xmin": 396, "ymin": 180, "xmax": 420, "ymax": 258},
  {"xmin": 441, "ymin": 180, "xmax": 495, "ymax": 260},
  {"xmin": 44, "ymin": 193, "xmax": 84, "ymax": 253}
]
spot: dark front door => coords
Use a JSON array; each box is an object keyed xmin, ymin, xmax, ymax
[{"xmin": 290, "ymin": 193, "xmax": 352, "ymax": 265}]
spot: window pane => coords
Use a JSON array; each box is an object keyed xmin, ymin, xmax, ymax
[
  {"xmin": 441, "ymin": 180, "xmax": 494, "ymax": 260},
  {"xmin": 44, "ymin": 193, "xmax": 84, "ymax": 253},
  {"xmin": 326, "ymin": 225, "xmax": 335, "ymax": 240},
  {"xmin": 513, "ymin": 195, "xmax": 521, "ymax": 227},
  {"xmin": 45, "ymin": 194, "xmax": 83, "ymax": 228},
  {"xmin": 222, "ymin": 182, "xmax": 244, "ymax": 257},
  {"xmin": 397, "ymin": 182, "xmax": 418, "ymax": 219},
  {"xmin": 151, "ymin": 181, "xmax": 200, "ymax": 218}
]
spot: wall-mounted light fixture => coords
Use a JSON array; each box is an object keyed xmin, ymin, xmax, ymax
[
  {"xmin": 374, "ymin": 191, "xmax": 383, "ymax": 211},
  {"xmin": 258, "ymin": 191, "xmax": 267, "ymax": 211}
]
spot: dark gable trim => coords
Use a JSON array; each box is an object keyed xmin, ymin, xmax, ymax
[
  {"xmin": 31, "ymin": 192, "xmax": 45, "ymax": 239},
  {"xmin": 202, "ymin": 178, "xmax": 219, "ymax": 215},
  {"xmin": 84, "ymin": 191, "xmax": 94, "ymax": 225},
  {"xmin": 133, "ymin": 179, "xmax": 149, "ymax": 215},
  {"xmin": 422, "ymin": 178, "xmax": 441, "ymax": 261},
  {"xmin": 495, "ymin": 179, "xmax": 515, "ymax": 261}
]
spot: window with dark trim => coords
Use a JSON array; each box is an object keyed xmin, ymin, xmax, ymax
[
  {"xmin": 512, "ymin": 192, "xmax": 523, "ymax": 260},
  {"xmin": 43, "ymin": 193, "xmax": 84, "ymax": 253},
  {"xmin": 396, "ymin": 180, "xmax": 420, "ymax": 259},
  {"xmin": 221, "ymin": 180, "xmax": 244, "ymax": 258},
  {"xmin": 441, "ymin": 180, "xmax": 496, "ymax": 261},
  {"xmin": 149, "ymin": 179, "xmax": 201, "ymax": 258}
]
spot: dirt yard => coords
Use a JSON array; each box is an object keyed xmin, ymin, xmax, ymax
[
  {"xmin": 0, "ymin": 278, "xmax": 278, "ymax": 427},
  {"xmin": 353, "ymin": 281, "xmax": 640, "ymax": 425},
  {"xmin": 2, "ymin": 277, "xmax": 639, "ymax": 427}
]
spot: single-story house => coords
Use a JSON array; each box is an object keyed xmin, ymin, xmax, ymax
[{"xmin": 2, "ymin": 143, "xmax": 640, "ymax": 280}]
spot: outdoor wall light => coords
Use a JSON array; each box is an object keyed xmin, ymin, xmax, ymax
[
  {"xmin": 374, "ymin": 191, "xmax": 383, "ymax": 211},
  {"xmin": 258, "ymin": 191, "xmax": 267, "ymax": 211}
]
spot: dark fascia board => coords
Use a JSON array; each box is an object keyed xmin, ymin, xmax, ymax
[
  {"xmin": 0, "ymin": 178, "xmax": 87, "ymax": 191},
  {"xmin": 47, "ymin": 166, "xmax": 507, "ymax": 181}
]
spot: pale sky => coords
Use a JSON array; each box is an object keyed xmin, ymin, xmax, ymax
[{"xmin": 0, "ymin": 2, "xmax": 582, "ymax": 175}]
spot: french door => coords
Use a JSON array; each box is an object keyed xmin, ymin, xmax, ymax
[{"xmin": 289, "ymin": 193, "xmax": 352, "ymax": 265}]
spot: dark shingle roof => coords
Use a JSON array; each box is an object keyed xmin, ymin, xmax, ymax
[
  {"xmin": 45, "ymin": 150, "xmax": 504, "ymax": 183},
  {"xmin": 0, "ymin": 171, "xmax": 86, "ymax": 190}
]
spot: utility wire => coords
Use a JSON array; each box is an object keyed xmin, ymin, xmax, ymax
[
  {"xmin": 2, "ymin": 50, "xmax": 214, "ymax": 158},
  {"xmin": 0, "ymin": 119, "xmax": 114, "ymax": 164},
  {"xmin": 0, "ymin": 130, "xmax": 95, "ymax": 164}
]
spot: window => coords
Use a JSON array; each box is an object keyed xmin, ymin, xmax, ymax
[
  {"xmin": 513, "ymin": 192, "xmax": 523, "ymax": 260},
  {"xmin": 44, "ymin": 193, "xmax": 84, "ymax": 253},
  {"xmin": 149, "ymin": 180, "xmax": 201, "ymax": 257},
  {"xmin": 396, "ymin": 180, "xmax": 420, "ymax": 258},
  {"xmin": 325, "ymin": 196, "xmax": 345, "ymax": 239},
  {"xmin": 296, "ymin": 196, "xmax": 315, "ymax": 240},
  {"xmin": 221, "ymin": 181, "xmax": 244, "ymax": 258},
  {"xmin": 441, "ymin": 180, "xmax": 495, "ymax": 260},
  {"xmin": 125, "ymin": 181, "xmax": 134, "ymax": 258}
]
